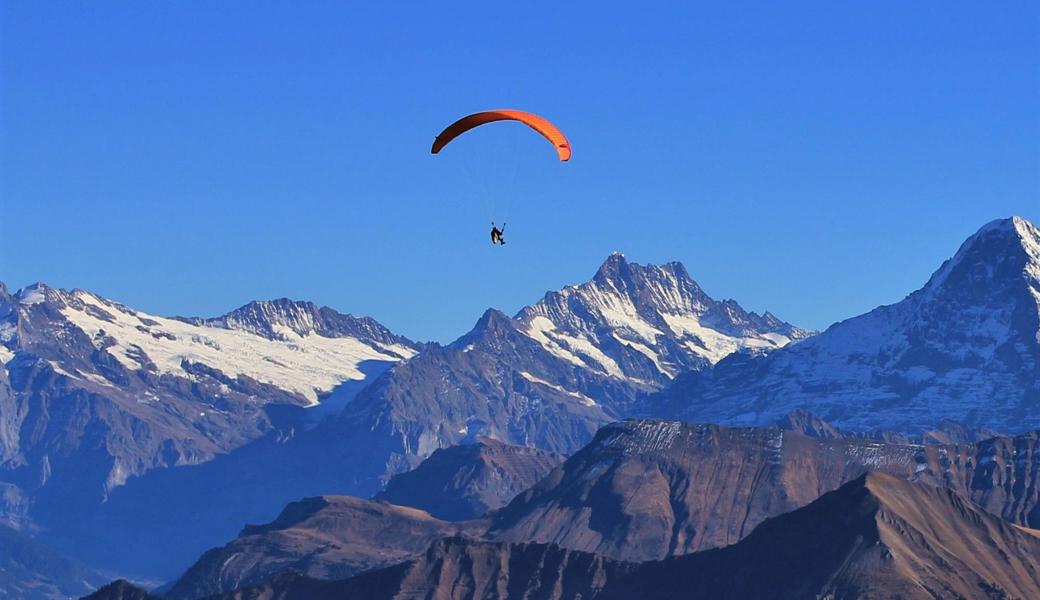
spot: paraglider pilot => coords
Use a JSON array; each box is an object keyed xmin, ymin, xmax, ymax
[{"xmin": 491, "ymin": 222, "xmax": 506, "ymax": 245}]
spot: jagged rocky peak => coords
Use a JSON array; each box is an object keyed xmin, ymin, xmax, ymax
[
  {"xmin": 12, "ymin": 282, "xmax": 101, "ymax": 309},
  {"xmin": 13, "ymin": 282, "xmax": 53, "ymax": 305},
  {"xmin": 923, "ymin": 216, "xmax": 1040, "ymax": 297},
  {"xmin": 446, "ymin": 308, "xmax": 523, "ymax": 354},
  {"xmin": 211, "ymin": 298, "xmax": 327, "ymax": 338},
  {"xmin": 588, "ymin": 252, "xmax": 808, "ymax": 338},
  {"xmin": 515, "ymin": 253, "xmax": 809, "ymax": 380},
  {"xmin": 570, "ymin": 252, "xmax": 712, "ymax": 318},
  {"xmin": 204, "ymin": 298, "xmax": 412, "ymax": 346},
  {"xmin": 886, "ymin": 216, "xmax": 1040, "ymax": 367},
  {"xmin": 904, "ymin": 216, "xmax": 1040, "ymax": 330},
  {"xmin": 591, "ymin": 251, "xmax": 702, "ymax": 301}
]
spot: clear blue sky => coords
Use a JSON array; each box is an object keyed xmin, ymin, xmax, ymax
[{"xmin": 2, "ymin": 2, "xmax": 1038, "ymax": 342}]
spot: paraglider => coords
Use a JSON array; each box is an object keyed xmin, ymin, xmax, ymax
[
  {"xmin": 432, "ymin": 110, "xmax": 571, "ymax": 161},
  {"xmin": 432, "ymin": 110, "xmax": 570, "ymax": 246}
]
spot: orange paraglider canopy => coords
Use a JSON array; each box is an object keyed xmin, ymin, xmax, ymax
[{"xmin": 431, "ymin": 110, "xmax": 570, "ymax": 161}]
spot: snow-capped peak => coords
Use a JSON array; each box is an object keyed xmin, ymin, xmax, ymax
[
  {"xmin": 215, "ymin": 299, "xmax": 325, "ymax": 338},
  {"xmin": 7, "ymin": 285, "xmax": 417, "ymax": 405},
  {"xmin": 662, "ymin": 216, "xmax": 1040, "ymax": 434},
  {"xmin": 516, "ymin": 254, "xmax": 810, "ymax": 380},
  {"xmin": 200, "ymin": 298, "xmax": 412, "ymax": 348},
  {"xmin": 922, "ymin": 216, "xmax": 1040, "ymax": 298},
  {"xmin": 14, "ymin": 282, "xmax": 50, "ymax": 306}
]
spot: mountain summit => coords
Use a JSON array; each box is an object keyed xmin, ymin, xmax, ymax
[
  {"xmin": 517, "ymin": 253, "xmax": 810, "ymax": 381},
  {"xmin": 660, "ymin": 216, "xmax": 1040, "ymax": 433},
  {"xmin": 196, "ymin": 298, "xmax": 413, "ymax": 347}
]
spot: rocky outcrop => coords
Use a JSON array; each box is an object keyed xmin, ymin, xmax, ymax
[
  {"xmin": 374, "ymin": 437, "xmax": 565, "ymax": 520},
  {"xmin": 163, "ymin": 496, "xmax": 484, "ymax": 599}
]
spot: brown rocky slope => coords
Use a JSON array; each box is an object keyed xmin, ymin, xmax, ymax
[
  {"xmin": 163, "ymin": 496, "xmax": 483, "ymax": 600},
  {"xmin": 104, "ymin": 474, "xmax": 1040, "ymax": 600}
]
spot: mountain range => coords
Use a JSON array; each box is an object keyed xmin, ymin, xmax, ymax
[
  {"xmin": 150, "ymin": 414, "xmax": 1040, "ymax": 598},
  {"xmin": 9, "ymin": 252, "xmax": 803, "ymax": 580},
  {"xmin": 0, "ymin": 286, "xmax": 415, "ymax": 522},
  {"xmin": 3, "ymin": 215, "xmax": 1040, "ymax": 598},
  {"xmin": 325, "ymin": 252, "xmax": 809, "ymax": 490},
  {"xmin": 87, "ymin": 472, "xmax": 1040, "ymax": 600}
]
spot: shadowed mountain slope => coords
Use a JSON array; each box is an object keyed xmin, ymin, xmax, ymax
[
  {"xmin": 163, "ymin": 495, "xmax": 484, "ymax": 600},
  {"xmin": 374, "ymin": 437, "xmax": 565, "ymax": 520}
]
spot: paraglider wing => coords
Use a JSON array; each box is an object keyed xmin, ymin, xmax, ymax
[{"xmin": 431, "ymin": 110, "xmax": 570, "ymax": 161}]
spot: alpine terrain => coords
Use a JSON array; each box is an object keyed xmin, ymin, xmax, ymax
[
  {"xmin": 55, "ymin": 253, "xmax": 805, "ymax": 580},
  {"xmin": 87, "ymin": 474, "xmax": 1040, "ymax": 600},
  {"xmin": 6, "ymin": 220, "xmax": 1040, "ymax": 600},
  {"xmin": 658, "ymin": 217, "xmax": 1040, "ymax": 433},
  {"xmin": 324, "ymin": 252, "xmax": 809, "ymax": 486}
]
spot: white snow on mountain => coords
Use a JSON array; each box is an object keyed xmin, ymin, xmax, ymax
[
  {"xmin": 519, "ymin": 371, "xmax": 598, "ymax": 406},
  {"xmin": 524, "ymin": 315, "xmax": 626, "ymax": 378},
  {"xmin": 58, "ymin": 290, "xmax": 416, "ymax": 404},
  {"xmin": 664, "ymin": 216, "xmax": 1040, "ymax": 433},
  {"xmin": 15, "ymin": 286, "xmax": 47, "ymax": 306},
  {"xmin": 517, "ymin": 253, "xmax": 809, "ymax": 381},
  {"xmin": 599, "ymin": 419, "xmax": 683, "ymax": 456},
  {"xmin": 659, "ymin": 312, "xmax": 784, "ymax": 362}
]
